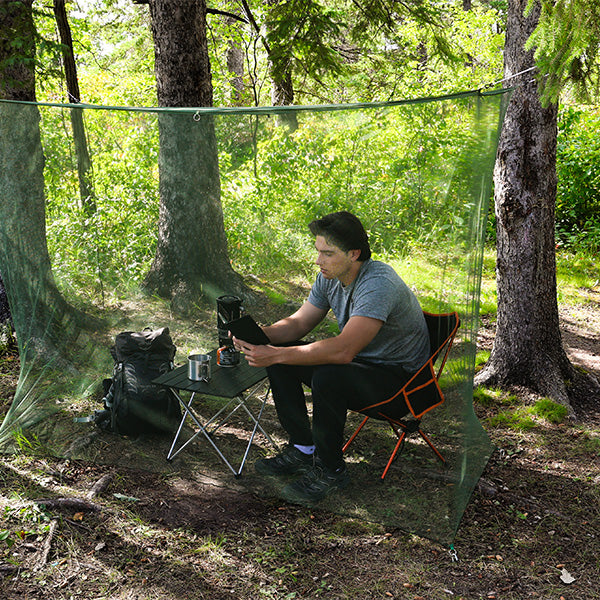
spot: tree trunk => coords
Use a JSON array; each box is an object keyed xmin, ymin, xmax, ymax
[
  {"xmin": 53, "ymin": 0, "xmax": 95, "ymax": 216},
  {"xmin": 144, "ymin": 0, "xmax": 245, "ymax": 313},
  {"xmin": 474, "ymin": 0, "xmax": 583, "ymax": 409},
  {"xmin": 265, "ymin": 0, "xmax": 297, "ymax": 131},
  {"xmin": 0, "ymin": 270, "xmax": 10, "ymax": 324},
  {"xmin": 0, "ymin": 0, "xmax": 35, "ymax": 100},
  {"xmin": 226, "ymin": 17, "xmax": 245, "ymax": 106},
  {"xmin": 0, "ymin": 0, "xmax": 52, "ymax": 347},
  {"xmin": 0, "ymin": 0, "xmax": 96, "ymax": 362}
]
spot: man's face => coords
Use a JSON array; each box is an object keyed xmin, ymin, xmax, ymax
[{"xmin": 314, "ymin": 235, "xmax": 359, "ymax": 284}]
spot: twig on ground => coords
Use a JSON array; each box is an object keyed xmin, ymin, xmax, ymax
[
  {"xmin": 86, "ymin": 473, "xmax": 113, "ymax": 500},
  {"xmin": 35, "ymin": 497, "xmax": 102, "ymax": 513},
  {"xmin": 0, "ymin": 562, "xmax": 19, "ymax": 576},
  {"xmin": 34, "ymin": 519, "xmax": 58, "ymax": 571}
]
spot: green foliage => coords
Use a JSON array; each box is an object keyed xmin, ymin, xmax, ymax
[
  {"xmin": 526, "ymin": 0, "xmax": 600, "ymax": 105},
  {"xmin": 220, "ymin": 95, "xmax": 499, "ymax": 285},
  {"xmin": 473, "ymin": 386, "xmax": 498, "ymax": 406},
  {"xmin": 11, "ymin": 430, "xmax": 51, "ymax": 457},
  {"xmin": 265, "ymin": 0, "xmax": 344, "ymax": 82},
  {"xmin": 474, "ymin": 350, "xmax": 491, "ymax": 372},
  {"xmin": 555, "ymin": 250, "xmax": 600, "ymax": 304},
  {"xmin": 323, "ymin": 2, "xmax": 504, "ymax": 103},
  {"xmin": 484, "ymin": 396, "xmax": 568, "ymax": 430},
  {"xmin": 0, "ymin": 529, "xmax": 15, "ymax": 548},
  {"xmin": 207, "ymin": 0, "xmax": 505, "ymax": 107},
  {"xmin": 42, "ymin": 108, "xmax": 159, "ymax": 298},
  {"xmin": 487, "ymin": 409, "xmax": 536, "ymax": 431},
  {"xmin": 474, "ymin": 387, "xmax": 518, "ymax": 408},
  {"xmin": 0, "ymin": 323, "xmax": 16, "ymax": 355},
  {"xmin": 530, "ymin": 398, "xmax": 569, "ymax": 424},
  {"xmin": 556, "ymin": 106, "xmax": 600, "ymax": 252}
]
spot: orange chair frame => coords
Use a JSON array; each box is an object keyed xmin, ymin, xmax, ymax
[{"xmin": 343, "ymin": 311, "xmax": 460, "ymax": 480}]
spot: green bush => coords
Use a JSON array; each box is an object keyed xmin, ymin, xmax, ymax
[{"xmin": 556, "ymin": 107, "xmax": 600, "ymax": 252}]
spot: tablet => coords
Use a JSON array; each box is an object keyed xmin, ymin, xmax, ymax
[{"xmin": 225, "ymin": 315, "xmax": 271, "ymax": 345}]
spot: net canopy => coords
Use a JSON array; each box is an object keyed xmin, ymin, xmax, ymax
[{"xmin": 0, "ymin": 89, "xmax": 509, "ymax": 546}]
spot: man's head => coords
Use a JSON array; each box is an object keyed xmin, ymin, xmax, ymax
[{"xmin": 308, "ymin": 211, "xmax": 371, "ymax": 262}]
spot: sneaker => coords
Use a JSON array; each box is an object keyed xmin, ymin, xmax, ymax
[
  {"xmin": 255, "ymin": 445, "xmax": 314, "ymax": 477},
  {"xmin": 281, "ymin": 464, "xmax": 350, "ymax": 505}
]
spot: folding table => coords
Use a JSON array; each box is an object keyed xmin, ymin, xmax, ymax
[{"xmin": 153, "ymin": 350, "xmax": 277, "ymax": 477}]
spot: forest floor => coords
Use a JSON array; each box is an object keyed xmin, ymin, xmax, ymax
[{"xmin": 0, "ymin": 283, "xmax": 599, "ymax": 600}]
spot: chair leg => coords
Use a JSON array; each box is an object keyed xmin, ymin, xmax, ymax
[
  {"xmin": 418, "ymin": 428, "xmax": 446, "ymax": 464},
  {"xmin": 381, "ymin": 430, "xmax": 407, "ymax": 480},
  {"xmin": 342, "ymin": 415, "xmax": 370, "ymax": 453}
]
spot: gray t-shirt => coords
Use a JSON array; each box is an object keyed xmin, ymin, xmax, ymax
[{"xmin": 307, "ymin": 259, "xmax": 430, "ymax": 372}]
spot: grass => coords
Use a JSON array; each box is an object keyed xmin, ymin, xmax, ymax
[{"xmin": 556, "ymin": 250, "xmax": 600, "ymax": 303}]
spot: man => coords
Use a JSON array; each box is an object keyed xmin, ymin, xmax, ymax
[{"xmin": 233, "ymin": 211, "xmax": 430, "ymax": 504}]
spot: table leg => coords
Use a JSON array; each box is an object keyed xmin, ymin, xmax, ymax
[{"xmin": 166, "ymin": 383, "xmax": 277, "ymax": 477}]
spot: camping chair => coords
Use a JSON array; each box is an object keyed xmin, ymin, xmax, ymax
[{"xmin": 343, "ymin": 311, "xmax": 460, "ymax": 480}]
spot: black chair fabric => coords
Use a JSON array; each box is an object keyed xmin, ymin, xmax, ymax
[{"xmin": 343, "ymin": 311, "xmax": 460, "ymax": 479}]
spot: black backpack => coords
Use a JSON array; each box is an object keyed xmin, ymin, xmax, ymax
[{"xmin": 95, "ymin": 327, "xmax": 181, "ymax": 436}]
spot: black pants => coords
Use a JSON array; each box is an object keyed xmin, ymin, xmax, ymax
[{"xmin": 266, "ymin": 360, "xmax": 412, "ymax": 471}]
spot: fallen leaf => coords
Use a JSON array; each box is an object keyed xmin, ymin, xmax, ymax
[
  {"xmin": 72, "ymin": 512, "xmax": 84, "ymax": 521},
  {"xmin": 560, "ymin": 568, "xmax": 575, "ymax": 584}
]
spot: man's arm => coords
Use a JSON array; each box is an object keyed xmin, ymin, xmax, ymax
[
  {"xmin": 234, "ymin": 314, "xmax": 384, "ymax": 368},
  {"xmin": 262, "ymin": 301, "xmax": 328, "ymax": 345}
]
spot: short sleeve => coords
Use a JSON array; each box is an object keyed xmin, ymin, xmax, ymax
[
  {"xmin": 349, "ymin": 275, "xmax": 397, "ymax": 323},
  {"xmin": 307, "ymin": 273, "xmax": 331, "ymax": 310}
]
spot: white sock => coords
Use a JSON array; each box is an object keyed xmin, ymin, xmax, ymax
[{"xmin": 294, "ymin": 444, "xmax": 315, "ymax": 455}]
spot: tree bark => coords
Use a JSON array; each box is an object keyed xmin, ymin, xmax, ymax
[
  {"xmin": 0, "ymin": 0, "xmax": 35, "ymax": 100},
  {"xmin": 225, "ymin": 17, "xmax": 245, "ymax": 106},
  {"xmin": 0, "ymin": 0, "xmax": 58, "ymax": 356},
  {"xmin": 266, "ymin": 0, "xmax": 297, "ymax": 131},
  {"xmin": 0, "ymin": 271, "xmax": 10, "ymax": 324},
  {"xmin": 0, "ymin": 0, "xmax": 96, "ymax": 362},
  {"xmin": 144, "ymin": 0, "xmax": 245, "ymax": 312},
  {"xmin": 474, "ymin": 0, "xmax": 582, "ymax": 409},
  {"xmin": 53, "ymin": 0, "xmax": 95, "ymax": 216}
]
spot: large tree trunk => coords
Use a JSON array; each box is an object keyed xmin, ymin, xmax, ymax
[
  {"xmin": 474, "ymin": 0, "xmax": 587, "ymax": 410},
  {"xmin": 0, "ymin": 0, "xmax": 53, "ymax": 350},
  {"xmin": 0, "ymin": 0, "xmax": 96, "ymax": 363},
  {"xmin": 144, "ymin": 0, "xmax": 245, "ymax": 312}
]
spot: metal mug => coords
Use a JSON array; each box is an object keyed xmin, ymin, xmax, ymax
[{"xmin": 188, "ymin": 354, "xmax": 211, "ymax": 382}]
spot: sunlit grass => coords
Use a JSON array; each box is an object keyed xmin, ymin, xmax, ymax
[{"xmin": 556, "ymin": 250, "xmax": 600, "ymax": 305}]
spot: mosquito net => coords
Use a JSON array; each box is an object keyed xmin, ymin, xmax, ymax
[{"xmin": 0, "ymin": 89, "xmax": 509, "ymax": 546}]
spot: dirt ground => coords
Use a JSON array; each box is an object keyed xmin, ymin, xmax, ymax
[{"xmin": 0, "ymin": 296, "xmax": 599, "ymax": 599}]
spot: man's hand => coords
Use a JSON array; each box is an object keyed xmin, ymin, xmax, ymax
[
  {"xmin": 232, "ymin": 337, "xmax": 279, "ymax": 367},
  {"xmin": 233, "ymin": 314, "xmax": 383, "ymax": 367}
]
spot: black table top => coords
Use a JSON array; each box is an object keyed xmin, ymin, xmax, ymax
[{"xmin": 153, "ymin": 349, "xmax": 267, "ymax": 398}]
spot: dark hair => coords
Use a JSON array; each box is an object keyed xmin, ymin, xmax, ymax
[{"xmin": 308, "ymin": 211, "xmax": 371, "ymax": 261}]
